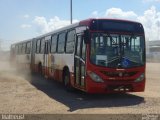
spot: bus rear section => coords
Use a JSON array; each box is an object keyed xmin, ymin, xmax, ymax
[
  {"xmin": 79, "ymin": 19, "xmax": 146, "ymax": 93},
  {"xmin": 10, "ymin": 40, "xmax": 32, "ymax": 71}
]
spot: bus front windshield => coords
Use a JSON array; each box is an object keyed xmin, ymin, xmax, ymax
[{"xmin": 90, "ymin": 33, "xmax": 145, "ymax": 68}]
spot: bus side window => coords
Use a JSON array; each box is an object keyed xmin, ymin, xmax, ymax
[
  {"xmin": 82, "ymin": 38, "xmax": 86, "ymax": 60},
  {"xmin": 36, "ymin": 39, "xmax": 41, "ymax": 53},
  {"xmin": 19, "ymin": 44, "xmax": 22, "ymax": 55},
  {"xmin": 51, "ymin": 34, "xmax": 58, "ymax": 53},
  {"xmin": 76, "ymin": 36, "xmax": 81, "ymax": 56},
  {"xmin": 57, "ymin": 32, "xmax": 66, "ymax": 53},
  {"xmin": 17, "ymin": 44, "xmax": 20, "ymax": 54},
  {"xmin": 40, "ymin": 38, "xmax": 45, "ymax": 54},
  {"xmin": 22, "ymin": 43, "xmax": 26, "ymax": 54},
  {"xmin": 15, "ymin": 45, "xmax": 19, "ymax": 54},
  {"xmin": 26, "ymin": 42, "xmax": 31, "ymax": 54},
  {"xmin": 66, "ymin": 30, "xmax": 75, "ymax": 53}
]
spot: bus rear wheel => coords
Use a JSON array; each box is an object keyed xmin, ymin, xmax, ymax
[
  {"xmin": 63, "ymin": 70, "xmax": 74, "ymax": 91},
  {"xmin": 38, "ymin": 63, "xmax": 42, "ymax": 74}
]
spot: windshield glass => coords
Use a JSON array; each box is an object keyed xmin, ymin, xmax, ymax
[{"xmin": 90, "ymin": 33, "xmax": 145, "ymax": 68}]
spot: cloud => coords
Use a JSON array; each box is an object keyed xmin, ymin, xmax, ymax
[
  {"xmin": 33, "ymin": 16, "xmax": 79, "ymax": 34},
  {"xmin": 23, "ymin": 14, "xmax": 30, "ymax": 19},
  {"xmin": 137, "ymin": 6, "xmax": 160, "ymax": 40},
  {"xmin": 33, "ymin": 16, "xmax": 48, "ymax": 33},
  {"xmin": 91, "ymin": 11, "xmax": 99, "ymax": 17},
  {"xmin": 21, "ymin": 24, "xmax": 31, "ymax": 29},
  {"xmin": 105, "ymin": 8, "xmax": 137, "ymax": 19},
  {"xmin": 143, "ymin": 0, "xmax": 160, "ymax": 2}
]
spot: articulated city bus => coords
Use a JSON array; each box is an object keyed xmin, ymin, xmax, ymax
[{"xmin": 11, "ymin": 18, "xmax": 146, "ymax": 93}]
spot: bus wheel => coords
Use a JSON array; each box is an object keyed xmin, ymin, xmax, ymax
[
  {"xmin": 63, "ymin": 70, "xmax": 74, "ymax": 91},
  {"xmin": 38, "ymin": 63, "xmax": 42, "ymax": 74}
]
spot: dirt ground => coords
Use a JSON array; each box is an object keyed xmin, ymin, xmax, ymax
[{"xmin": 0, "ymin": 61, "xmax": 160, "ymax": 116}]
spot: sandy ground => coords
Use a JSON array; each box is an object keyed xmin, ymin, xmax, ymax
[{"xmin": 0, "ymin": 61, "xmax": 160, "ymax": 117}]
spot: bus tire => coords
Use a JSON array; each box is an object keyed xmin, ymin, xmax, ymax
[
  {"xmin": 63, "ymin": 70, "xmax": 74, "ymax": 91},
  {"xmin": 38, "ymin": 62, "xmax": 42, "ymax": 74}
]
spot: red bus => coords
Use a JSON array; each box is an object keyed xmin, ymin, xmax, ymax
[{"xmin": 11, "ymin": 18, "xmax": 146, "ymax": 93}]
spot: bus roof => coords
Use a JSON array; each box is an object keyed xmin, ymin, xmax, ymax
[
  {"xmin": 12, "ymin": 18, "xmax": 143, "ymax": 45},
  {"xmin": 11, "ymin": 39, "xmax": 32, "ymax": 45},
  {"xmin": 35, "ymin": 18, "xmax": 143, "ymax": 39},
  {"xmin": 80, "ymin": 18, "xmax": 142, "ymax": 25}
]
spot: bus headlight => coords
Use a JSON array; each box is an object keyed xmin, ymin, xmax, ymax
[
  {"xmin": 135, "ymin": 73, "xmax": 144, "ymax": 82},
  {"xmin": 88, "ymin": 71, "xmax": 104, "ymax": 83}
]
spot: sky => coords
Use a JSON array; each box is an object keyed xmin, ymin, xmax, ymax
[{"xmin": 0, "ymin": 0, "xmax": 160, "ymax": 50}]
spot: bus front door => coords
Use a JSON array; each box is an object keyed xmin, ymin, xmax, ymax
[{"xmin": 74, "ymin": 35, "xmax": 86, "ymax": 89}]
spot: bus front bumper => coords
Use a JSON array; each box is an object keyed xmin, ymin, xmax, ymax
[{"xmin": 86, "ymin": 77, "xmax": 145, "ymax": 94}]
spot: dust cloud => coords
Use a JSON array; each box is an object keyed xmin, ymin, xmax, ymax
[
  {"xmin": 0, "ymin": 51, "xmax": 32, "ymax": 83},
  {"xmin": 146, "ymin": 53, "xmax": 160, "ymax": 63},
  {"xmin": 0, "ymin": 54, "xmax": 66, "ymax": 114}
]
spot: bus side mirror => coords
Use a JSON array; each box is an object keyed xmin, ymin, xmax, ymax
[{"xmin": 84, "ymin": 30, "xmax": 90, "ymax": 44}]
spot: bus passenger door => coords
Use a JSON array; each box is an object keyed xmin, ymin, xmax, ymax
[
  {"xmin": 74, "ymin": 35, "xmax": 86, "ymax": 89},
  {"xmin": 44, "ymin": 40, "xmax": 49, "ymax": 78}
]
